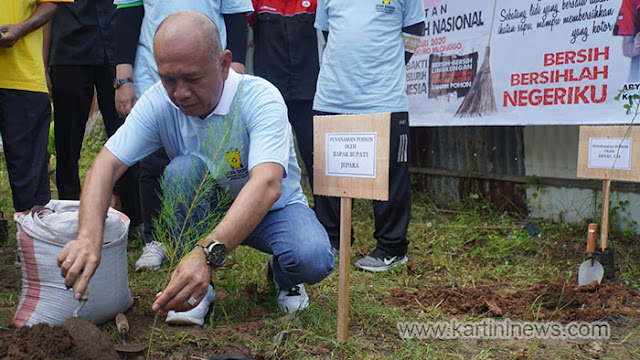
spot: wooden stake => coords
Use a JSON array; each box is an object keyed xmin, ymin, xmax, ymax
[
  {"xmin": 600, "ymin": 179, "xmax": 611, "ymax": 250},
  {"xmin": 337, "ymin": 197, "xmax": 352, "ymax": 342}
]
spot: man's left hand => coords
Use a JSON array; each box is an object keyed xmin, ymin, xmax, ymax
[
  {"xmin": 0, "ymin": 24, "xmax": 25, "ymax": 47},
  {"xmin": 152, "ymin": 248, "xmax": 212, "ymax": 313}
]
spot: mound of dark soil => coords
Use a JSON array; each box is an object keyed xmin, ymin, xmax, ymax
[
  {"xmin": 0, "ymin": 318, "xmax": 264, "ymax": 360},
  {"xmin": 388, "ymin": 276, "xmax": 640, "ymax": 322},
  {"xmin": 0, "ymin": 323, "xmax": 84, "ymax": 360}
]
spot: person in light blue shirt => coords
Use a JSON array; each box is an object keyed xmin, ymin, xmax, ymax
[
  {"xmin": 108, "ymin": 71, "xmax": 308, "ymax": 208},
  {"xmin": 313, "ymin": 0, "xmax": 424, "ymax": 272},
  {"xmin": 58, "ymin": 12, "xmax": 334, "ymax": 326},
  {"xmin": 113, "ymin": 0, "xmax": 253, "ymax": 98},
  {"xmin": 112, "ymin": 0, "xmax": 254, "ymax": 272}
]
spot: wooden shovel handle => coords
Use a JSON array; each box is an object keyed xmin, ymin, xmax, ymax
[
  {"xmin": 587, "ymin": 223, "xmax": 597, "ymax": 253},
  {"xmin": 600, "ymin": 179, "xmax": 611, "ymax": 250},
  {"xmin": 115, "ymin": 313, "xmax": 129, "ymax": 335}
]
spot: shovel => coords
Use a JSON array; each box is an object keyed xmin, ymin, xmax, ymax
[
  {"xmin": 595, "ymin": 178, "xmax": 615, "ymax": 279},
  {"xmin": 578, "ymin": 223, "xmax": 604, "ymax": 286},
  {"xmin": 114, "ymin": 312, "xmax": 147, "ymax": 354},
  {"xmin": 64, "ymin": 287, "xmax": 120, "ymax": 359}
]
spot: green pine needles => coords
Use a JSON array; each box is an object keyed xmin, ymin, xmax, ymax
[{"xmin": 144, "ymin": 80, "xmax": 247, "ymax": 358}]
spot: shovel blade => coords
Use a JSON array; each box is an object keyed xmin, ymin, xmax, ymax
[{"xmin": 578, "ymin": 260, "xmax": 604, "ymax": 286}]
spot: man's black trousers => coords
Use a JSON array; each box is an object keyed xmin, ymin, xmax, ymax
[{"xmin": 50, "ymin": 65, "xmax": 140, "ymax": 224}]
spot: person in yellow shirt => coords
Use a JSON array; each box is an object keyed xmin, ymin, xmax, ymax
[{"xmin": 0, "ymin": 0, "xmax": 73, "ymax": 212}]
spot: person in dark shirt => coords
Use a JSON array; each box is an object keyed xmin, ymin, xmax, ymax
[
  {"xmin": 248, "ymin": 0, "xmax": 320, "ymax": 186},
  {"xmin": 49, "ymin": 0, "xmax": 140, "ymax": 225}
]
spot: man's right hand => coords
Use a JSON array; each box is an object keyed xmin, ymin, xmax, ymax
[
  {"xmin": 57, "ymin": 237, "xmax": 102, "ymax": 299},
  {"xmin": 56, "ymin": 148, "xmax": 129, "ymax": 299},
  {"xmin": 115, "ymin": 82, "xmax": 136, "ymax": 118}
]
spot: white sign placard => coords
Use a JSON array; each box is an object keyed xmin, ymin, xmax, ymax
[
  {"xmin": 588, "ymin": 138, "xmax": 632, "ymax": 170},
  {"xmin": 325, "ymin": 132, "xmax": 377, "ymax": 178}
]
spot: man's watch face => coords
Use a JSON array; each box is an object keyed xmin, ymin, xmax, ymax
[{"xmin": 206, "ymin": 242, "xmax": 227, "ymax": 266}]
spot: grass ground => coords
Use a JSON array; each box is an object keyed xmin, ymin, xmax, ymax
[{"xmin": 1, "ymin": 123, "xmax": 639, "ymax": 359}]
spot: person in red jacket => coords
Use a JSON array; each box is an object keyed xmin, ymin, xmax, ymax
[
  {"xmin": 614, "ymin": 0, "xmax": 640, "ymax": 82},
  {"xmin": 248, "ymin": 0, "xmax": 320, "ymax": 187}
]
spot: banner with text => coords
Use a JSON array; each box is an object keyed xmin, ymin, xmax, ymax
[{"xmin": 408, "ymin": 0, "xmax": 633, "ymax": 126}]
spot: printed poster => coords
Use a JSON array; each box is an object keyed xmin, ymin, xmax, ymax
[{"xmin": 407, "ymin": 0, "xmax": 635, "ymax": 126}]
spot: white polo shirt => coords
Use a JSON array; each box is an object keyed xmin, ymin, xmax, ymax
[{"xmin": 105, "ymin": 70, "xmax": 308, "ymax": 209}]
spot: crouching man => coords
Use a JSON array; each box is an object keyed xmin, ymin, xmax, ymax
[{"xmin": 57, "ymin": 11, "xmax": 334, "ymax": 325}]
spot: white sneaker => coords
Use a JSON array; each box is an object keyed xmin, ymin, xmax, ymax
[
  {"xmin": 277, "ymin": 283, "xmax": 309, "ymax": 313},
  {"xmin": 267, "ymin": 257, "xmax": 310, "ymax": 313},
  {"xmin": 135, "ymin": 241, "xmax": 166, "ymax": 271},
  {"xmin": 165, "ymin": 284, "xmax": 215, "ymax": 326}
]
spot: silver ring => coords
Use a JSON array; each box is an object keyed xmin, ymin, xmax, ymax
[
  {"xmin": 187, "ymin": 296, "xmax": 198, "ymax": 307},
  {"xmin": 65, "ymin": 259, "xmax": 72, "ymax": 263}
]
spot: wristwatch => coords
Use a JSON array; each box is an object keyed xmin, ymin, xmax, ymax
[
  {"xmin": 202, "ymin": 240, "xmax": 227, "ymax": 267},
  {"xmin": 113, "ymin": 77, "xmax": 133, "ymax": 89}
]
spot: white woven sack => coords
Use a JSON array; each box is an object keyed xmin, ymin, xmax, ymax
[{"xmin": 12, "ymin": 200, "xmax": 133, "ymax": 326}]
